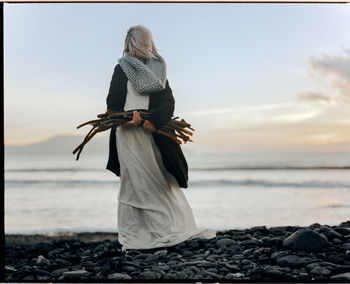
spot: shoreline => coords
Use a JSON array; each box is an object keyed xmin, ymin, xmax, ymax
[{"xmin": 5, "ymin": 221, "xmax": 350, "ymax": 281}]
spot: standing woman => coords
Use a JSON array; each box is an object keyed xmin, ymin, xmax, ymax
[{"xmin": 106, "ymin": 25, "xmax": 215, "ymax": 251}]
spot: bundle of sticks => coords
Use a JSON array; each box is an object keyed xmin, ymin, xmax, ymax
[{"xmin": 73, "ymin": 109, "xmax": 194, "ymax": 161}]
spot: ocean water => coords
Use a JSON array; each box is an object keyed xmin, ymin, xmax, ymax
[{"xmin": 5, "ymin": 150, "xmax": 350, "ymax": 234}]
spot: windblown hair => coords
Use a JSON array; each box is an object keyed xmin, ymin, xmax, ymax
[{"xmin": 123, "ymin": 25, "xmax": 158, "ymax": 59}]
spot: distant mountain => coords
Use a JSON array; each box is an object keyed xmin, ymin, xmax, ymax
[
  {"xmin": 5, "ymin": 134, "xmax": 349, "ymax": 157},
  {"xmin": 5, "ymin": 134, "xmax": 109, "ymax": 156}
]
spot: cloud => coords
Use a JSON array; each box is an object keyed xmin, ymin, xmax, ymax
[
  {"xmin": 297, "ymin": 91, "xmax": 332, "ymax": 105},
  {"xmin": 186, "ymin": 101, "xmax": 323, "ymax": 131},
  {"xmin": 298, "ymin": 48, "xmax": 350, "ymax": 104}
]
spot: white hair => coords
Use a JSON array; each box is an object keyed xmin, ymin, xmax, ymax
[{"xmin": 123, "ymin": 25, "xmax": 158, "ymax": 59}]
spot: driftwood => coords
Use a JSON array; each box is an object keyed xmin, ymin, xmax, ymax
[{"xmin": 73, "ymin": 110, "xmax": 194, "ymax": 161}]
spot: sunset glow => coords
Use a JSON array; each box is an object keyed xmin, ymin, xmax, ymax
[{"xmin": 4, "ymin": 3, "xmax": 350, "ymax": 153}]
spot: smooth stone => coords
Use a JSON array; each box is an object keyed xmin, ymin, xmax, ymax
[
  {"xmin": 326, "ymin": 229, "xmax": 343, "ymax": 240},
  {"xmin": 48, "ymin": 248, "xmax": 64, "ymax": 259},
  {"xmin": 339, "ymin": 221, "xmax": 350, "ymax": 228},
  {"xmin": 123, "ymin": 260, "xmax": 141, "ymax": 268},
  {"xmin": 269, "ymin": 226, "xmax": 289, "ymax": 235},
  {"xmin": 334, "ymin": 226, "xmax": 350, "ymax": 235},
  {"xmin": 248, "ymin": 267, "xmax": 264, "ymax": 280},
  {"xmin": 182, "ymin": 250, "xmax": 193, "ymax": 257},
  {"xmin": 144, "ymin": 254, "xmax": 159, "ymax": 262},
  {"xmin": 330, "ymin": 272, "xmax": 350, "ymax": 281},
  {"xmin": 166, "ymin": 260, "xmax": 179, "ymax": 266},
  {"xmin": 188, "ymin": 265, "xmax": 200, "ymax": 274},
  {"xmin": 34, "ymin": 268, "xmax": 51, "ymax": 276},
  {"xmin": 23, "ymin": 275, "xmax": 35, "ymax": 281},
  {"xmin": 270, "ymin": 250, "xmax": 290, "ymax": 259},
  {"xmin": 328, "ymin": 254, "xmax": 343, "ymax": 263},
  {"xmin": 122, "ymin": 266, "xmax": 136, "ymax": 273},
  {"xmin": 171, "ymin": 262, "xmax": 187, "ymax": 269},
  {"xmin": 253, "ymin": 247, "xmax": 265, "ymax": 255},
  {"xmin": 249, "ymin": 225, "xmax": 268, "ymax": 232},
  {"xmin": 158, "ymin": 264, "xmax": 170, "ymax": 272},
  {"xmin": 207, "ymin": 267, "xmax": 218, "ymax": 273},
  {"xmin": 154, "ymin": 249, "xmax": 168, "ymax": 257},
  {"xmin": 203, "ymin": 270, "xmax": 221, "ymax": 279},
  {"xmin": 5, "ymin": 266, "xmax": 16, "ymax": 272},
  {"xmin": 283, "ymin": 228, "xmax": 328, "ymax": 252},
  {"xmin": 229, "ymin": 244, "xmax": 241, "ymax": 253},
  {"xmin": 333, "ymin": 238, "xmax": 342, "ymax": 244},
  {"xmin": 306, "ymin": 262, "xmax": 321, "ymax": 271},
  {"xmin": 310, "ymin": 267, "xmax": 331, "ymax": 278},
  {"xmin": 52, "ymin": 268, "xmax": 69, "ymax": 277},
  {"xmin": 216, "ymin": 238, "xmax": 235, "ymax": 247},
  {"xmin": 37, "ymin": 276, "xmax": 50, "ymax": 281},
  {"xmin": 63, "ymin": 269, "xmax": 89, "ymax": 278},
  {"xmin": 244, "ymin": 239, "xmax": 260, "ymax": 247},
  {"xmin": 186, "ymin": 260, "xmax": 214, "ymax": 268},
  {"xmin": 36, "ymin": 255, "xmax": 51, "ymax": 266},
  {"xmin": 330, "ymin": 265, "xmax": 350, "ymax": 275},
  {"xmin": 262, "ymin": 266, "xmax": 283, "ymax": 278},
  {"xmin": 231, "ymin": 254, "xmax": 245, "ymax": 261},
  {"xmin": 225, "ymin": 272, "xmax": 245, "ymax": 279},
  {"xmin": 241, "ymin": 259, "xmax": 251, "ymax": 266},
  {"xmin": 142, "ymin": 271, "xmax": 158, "ymax": 279},
  {"xmin": 224, "ymin": 263, "xmax": 240, "ymax": 272},
  {"xmin": 276, "ymin": 255, "xmax": 314, "ymax": 268},
  {"xmin": 182, "ymin": 268, "xmax": 195, "ymax": 277},
  {"xmin": 56, "ymin": 259, "xmax": 73, "ymax": 266},
  {"xmin": 260, "ymin": 237, "xmax": 275, "ymax": 246},
  {"xmin": 124, "ymin": 249, "xmax": 141, "ymax": 256},
  {"xmin": 151, "ymin": 266, "xmax": 165, "ymax": 277},
  {"xmin": 108, "ymin": 272, "xmax": 132, "ymax": 280},
  {"xmin": 299, "ymin": 272, "xmax": 310, "ymax": 279},
  {"xmin": 163, "ymin": 273, "xmax": 177, "ymax": 279},
  {"xmin": 242, "ymin": 248, "xmax": 254, "ymax": 255},
  {"xmin": 134, "ymin": 253, "xmax": 148, "ymax": 259},
  {"xmin": 174, "ymin": 271, "xmax": 187, "ymax": 279}
]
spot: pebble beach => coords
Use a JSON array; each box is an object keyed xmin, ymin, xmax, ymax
[{"xmin": 5, "ymin": 220, "xmax": 350, "ymax": 282}]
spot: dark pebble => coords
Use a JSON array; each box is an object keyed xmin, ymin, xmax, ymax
[
  {"xmin": 55, "ymin": 258, "xmax": 73, "ymax": 266},
  {"xmin": 5, "ymin": 221, "xmax": 350, "ymax": 281},
  {"xmin": 23, "ymin": 275, "xmax": 35, "ymax": 281},
  {"xmin": 107, "ymin": 272, "xmax": 132, "ymax": 280},
  {"xmin": 63, "ymin": 269, "xmax": 89, "ymax": 279},
  {"xmin": 216, "ymin": 238, "xmax": 235, "ymax": 247},
  {"xmin": 52, "ymin": 268, "xmax": 70, "ymax": 277},
  {"xmin": 283, "ymin": 228, "xmax": 328, "ymax": 252},
  {"xmin": 330, "ymin": 272, "xmax": 350, "ymax": 281},
  {"xmin": 142, "ymin": 270, "xmax": 158, "ymax": 279},
  {"xmin": 310, "ymin": 266, "xmax": 331, "ymax": 279},
  {"xmin": 203, "ymin": 270, "xmax": 221, "ymax": 279},
  {"xmin": 34, "ymin": 268, "xmax": 51, "ymax": 276}
]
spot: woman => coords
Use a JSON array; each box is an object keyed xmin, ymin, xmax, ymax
[{"xmin": 105, "ymin": 25, "xmax": 215, "ymax": 252}]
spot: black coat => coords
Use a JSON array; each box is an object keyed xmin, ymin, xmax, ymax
[{"xmin": 105, "ymin": 64, "xmax": 189, "ymax": 188}]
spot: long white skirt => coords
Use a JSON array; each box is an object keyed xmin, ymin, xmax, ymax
[{"xmin": 116, "ymin": 125, "xmax": 216, "ymax": 250}]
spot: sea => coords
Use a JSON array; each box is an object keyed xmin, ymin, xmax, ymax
[{"xmin": 4, "ymin": 145, "xmax": 350, "ymax": 235}]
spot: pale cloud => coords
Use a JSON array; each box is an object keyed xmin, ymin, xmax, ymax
[
  {"xmin": 182, "ymin": 49, "xmax": 350, "ymax": 153},
  {"xmin": 299, "ymin": 48, "xmax": 350, "ymax": 104},
  {"xmin": 185, "ymin": 101, "xmax": 325, "ymax": 131}
]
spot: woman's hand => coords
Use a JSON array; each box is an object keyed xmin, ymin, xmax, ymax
[
  {"xmin": 122, "ymin": 111, "xmax": 142, "ymax": 129},
  {"xmin": 143, "ymin": 120, "xmax": 156, "ymax": 132}
]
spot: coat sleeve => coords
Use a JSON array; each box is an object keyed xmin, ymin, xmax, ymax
[
  {"xmin": 147, "ymin": 80, "xmax": 175, "ymax": 129},
  {"xmin": 105, "ymin": 64, "xmax": 125, "ymax": 176},
  {"xmin": 106, "ymin": 64, "xmax": 124, "ymax": 111}
]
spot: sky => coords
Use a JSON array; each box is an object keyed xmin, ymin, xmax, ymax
[{"xmin": 4, "ymin": 3, "xmax": 350, "ymax": 153}]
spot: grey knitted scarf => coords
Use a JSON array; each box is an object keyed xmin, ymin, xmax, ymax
[{"xmin": 118, "ymin": 52, "xmax": 167, "ymax": 94}]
